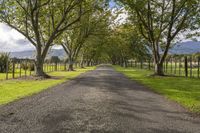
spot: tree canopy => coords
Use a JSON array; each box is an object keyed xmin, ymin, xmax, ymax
[{"xmin": 0, "ymin": 0, "xmax": 200, "ymax": 76}]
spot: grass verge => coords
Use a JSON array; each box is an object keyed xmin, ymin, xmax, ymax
[
  {"xmin": 113, "ymin": 65, "xmax": 200, "ymax": 113},
  {"xmin": 0, "ymin": 67, "xmax": 95, "ymax": 105}
]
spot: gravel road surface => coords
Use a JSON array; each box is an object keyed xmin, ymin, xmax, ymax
[{"xmin": 0, "ymin": 65, "xmax": 200, "ymax": 133}]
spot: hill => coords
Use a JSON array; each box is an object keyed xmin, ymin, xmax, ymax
[
  {"xmin": 9, "ymin": 41, "xmax": 200, "ymax": 59},
  {"xmin": 10, "ymin": 49, "xmax": 67, "ymax": 59},
  {"xmin": 169, "ymin": 41, "xmax": 200, "ymax": 55}
]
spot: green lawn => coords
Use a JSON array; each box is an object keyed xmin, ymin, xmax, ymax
[
  {"xmin": 0, "ymin": 64, "xmax": 68, "ymax": 80},
  {"xmin": 0, "ymin": 67, "xmax": 95, "ymax": 105},
  {"xmin": 114, "ymin": 66, "xmax": 200, "ymax": 113},
  {"xmin": 0, "ymin": 69, "xmax": 33, "ymax": 80}
]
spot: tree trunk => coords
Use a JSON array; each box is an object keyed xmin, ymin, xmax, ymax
[
  {"xmin": 68, "ymin": 58, "xmax": 74, "ymax": 71},
  {"xmin": 34, "ymin": 45, "xmax": 50, "ymax": 78},
  {"xmin": 154, "ymin": 63, "xmax": 164, "ymax": 76},
  {"xmin": 80, "ymin": 61, "xmax": 84, "ymax": 68},
  {"xmin": 68, "ymin": 64, "xmax": 74, "ymax": 71},
  {"xmin": 124, "ymin": 60, "xmax": 128, "ymax": 68},
  {"xmin": 120, "ymin": 58, "xmax": 123, "ymax": 67},
  {"xmin": 86, "ymin": 60, "xmax": 90, "ymax": 67},
  {"xmin": 112, "ymin": 62, "xmax": 116, "ymax": 65},
  {"xmin": 80, "ymin": 54, "xmax": 85, "ymax": 68},
  {"xmin": 55, "ymin": 62, "xmax": 57, "ymax": 71},
  {"xmin": 35, "ymin": 57, "xmax": 49, "ymax": 78}
]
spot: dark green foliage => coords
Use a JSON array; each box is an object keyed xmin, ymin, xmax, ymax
[
  {"xmin": 50, "ymin": 56, "xmax": 60, "ymax": 64},
  {"xmin": 21, "ymin": 62, "xmax": 35, "ymax": 71},
  {"xmin": 0, "ymin": 53, "xmax": 10, "ymax": 73}
]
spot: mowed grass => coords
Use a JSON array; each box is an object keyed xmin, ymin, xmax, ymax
[
  {"xmin": 0, "ymin": 70, "xmax": 33, "ymax": 80},
  {"xmin": 134, "ymin": 62, "xmax": 200, "ymax": 78},
  {"xmin": 114, "ymin": 66, "xmax": 200, "ymax": 113},
  {"xmin": 0, "ymin": 73, "xmax": 6, "ymax": 80},
  {"xmin": 0, "ymin": 64, "xmax": 68, "ymax": 80},
  {"xmin": 0, "ymin": 67, "xmax": 95, "ymax": 105}
]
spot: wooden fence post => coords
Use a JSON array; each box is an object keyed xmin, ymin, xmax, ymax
[
  {"xmin": 29, "ymin": 62, "xmax": 32, "ymax": 76},
  {"xmin": 148, "ymin": 59, "xmax": 151, "ymax": 70},
  {"xmin": 43, "ymin": 63, "xmax": 45, "ymax": 72},
  {"xmin": 25, "ymin": 61, "xmax": 27, "ymax": 77},
  {"xmin": 184, "ymin": 56, "xmax": 188, "ymax": 77},
  {"xmin": 174, "ymin": 58, "xmax": 177, "ymax": 75},
  {"xmin": 140, "ymin": 60, "xmax": 143, "ymax": 69},
  {"xmin": 20, "ymin": 60, "xmax": 22, "ymax": 78},
  {"xmin": 166, "ymin": 60, "xmax": 168, "ymax": 73},
  {"xmin": 198, "ymin": 57, "xmax": 200, "ymax": 78},
  {"xmin": 6, "ymin": 60, "xmax": 9, "ymax": 80},
  {"xmin": 12, "ymin": 61, "xmax": 15, "ymax": 79},
  {"xmin": 190, "ymin": 56, "xmax": 192, "ymax": 78},
  {"xmin": 46, "ymin": 63, "xmax": 47, "ymax": 72},
  {"xmin": 55, "ymin": 63, "xmax": 57, "ymax": 71},
  {"xmin": 171, "ymin": 57, "xmax": 173, "ymax": 74},
  {"xmin": 58, "ymin": 63, "xmax": 60, "ymax": 71},
  {"xmin": 64, "ymin": 62, "xmax": 66, "ymax": 71},
  {"xmin": 179, "ymin": 58, "xmax": 181, "ymax": 76}
]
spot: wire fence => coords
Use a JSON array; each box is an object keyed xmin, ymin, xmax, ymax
[
  {"xmin": 128, "ymin": 55, "xmax": 200, "ymax": 78},
  {"xmin": 0, "ymin": 59, "xmax": 92, "ymax": 80}
]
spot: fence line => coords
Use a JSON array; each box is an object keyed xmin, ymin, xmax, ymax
[
  {"xmin": 0, "ymin": 59, "xmax": 93, "ymax": 80},
  {"xmin": 128, "ymin": 56, "xmax": 200, "ymax": 79}
]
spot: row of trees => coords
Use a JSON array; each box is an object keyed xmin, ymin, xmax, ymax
[
  {"xmin": 1, "ymin": 0, "xmax": 200, "ymax": 77},
  {"xmin": 0, "ymin": 0, "xmax": 113, "ymax": 77},
  {"xmin": 75, "ymin": 0, "xmax": 200, "ymax": 76},
  {"xmin": 116, "ymin": 0, "xmax": 200, "ymax": 75}
]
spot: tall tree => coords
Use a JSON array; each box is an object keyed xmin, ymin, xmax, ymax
[
  {"xmin": 60, "ymin": 2, "xmax": 111, "ymax": 71},
  {"xmin": 0, "ymin": 0, "xmax": 86, "ymax": 77},
  {"xmin": 103, "ymin": 23, "xmax": 148, "ymax": 66},
  {"xmin": 118, "ymin": 0, "xmax": 197, "ymax": 75}
]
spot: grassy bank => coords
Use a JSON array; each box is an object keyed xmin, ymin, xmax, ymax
[
  {"xmin": 114, "ymin": 66, "xmax": 200, "ymax": 113},
  {"xmin": 0, "ymin": 67, "xmax": 95, "ymax": 105}
]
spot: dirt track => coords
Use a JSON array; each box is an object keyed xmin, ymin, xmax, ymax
[{"xmin": 0, "ymin": 65, "xmax": 200, "ymax": 133}]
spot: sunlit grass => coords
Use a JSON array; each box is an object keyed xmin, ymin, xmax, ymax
[
  {"xmin": 114, "ymin": 66, "xmax": 200, "ymax": 113},
  {"xmin": 0, "ymin": 64, "xmax": 71, "ymax": 80},
  {"xmin": 0, "ymin": 67, "xmax": 95, "ymax": 105}
]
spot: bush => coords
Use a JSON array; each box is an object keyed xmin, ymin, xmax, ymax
[
  {"xmin": 21, "ymin": 62, "xmax": 35, "ymax": 71},
  {"xmin": 50, "ymin": 56, "xmax": 60, "ymax": 64},
  {"xmin": 0, "ymin": 53, "xmax": 10, "ymax": 73}
]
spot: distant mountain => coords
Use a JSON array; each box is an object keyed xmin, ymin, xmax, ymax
[
  {"xmin": 10, "ymin": 49, "xmax": 67, "ymax": 59},
  {"xmin": 169, "ymin": 41, "xmax": 200, "ymax": 55},
  {"xmin": 10, "ymin": 50, "xmax": 35, "ymax": 59},
  {"xmin": 9, "ymin": 41, "xmax": 200, "ymax": 59}
]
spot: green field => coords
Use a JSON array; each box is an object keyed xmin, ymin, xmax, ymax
[
  {"xmin": 0, "ymin": 69, "xmax": 33, "ymax": 80},
  {"xmin": 114, "ymin": 66, "xmax": 200, "ymax": 113},
  {"xmin": 0, "ymin": 67, "xmax": 95, "ymax": 105},
  {"xmin": 132, "ymin": 62, "xmax": 200, "ymax": 78},
  {"xmin": 0, "ymin": 64, "xmax": 75, "ymax": 80}
]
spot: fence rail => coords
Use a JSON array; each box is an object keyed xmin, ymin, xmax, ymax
[
  {"xmin": 0, "ymin": 59, "xmax": 92, "ymax": 80},
  {"xmin": 128, "ymin": 56, "xmax": 200, "ymax": 79}
]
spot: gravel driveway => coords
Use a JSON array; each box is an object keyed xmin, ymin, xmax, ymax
[{"xmin": 0, "ymin": 65, "xmax": 199, "ymax": 133}]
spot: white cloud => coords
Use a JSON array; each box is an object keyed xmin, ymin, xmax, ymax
[
  {"xmin": 0, "ymin": 23, "xmax": 63, "ymax": 52},
  {"xmin": 110, "ymin": 8, "xmax": 128, "ymax": 27},
  {"xmin": 0, "ymin": 23, "xmax": 34, "ymax": 52},
  {"xmin": 115, "ymin": 9, "xmax": 128, "ymax": 24}
]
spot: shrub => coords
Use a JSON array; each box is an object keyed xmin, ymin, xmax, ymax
[
  {"xmin": 21, "ymin": 62, "xmax": 35, "ymax": 71},
  {"xmin": 50, "ymin": 56, "xmax": 60, "ymax": 64},
  {"xmin": 0, "ymin": 53, "xmax": 10, "ymax": 73}
]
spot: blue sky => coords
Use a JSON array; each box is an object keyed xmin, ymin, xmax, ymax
[{"xmin": 109, "ymin": 0, "xmax": 116, "ymax": 8}]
